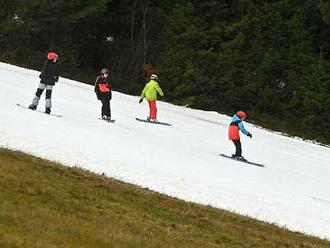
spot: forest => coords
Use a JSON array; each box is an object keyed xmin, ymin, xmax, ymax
[{"xmin": 0, "ymin": 0, "xmax": 329, "ymax": 143}]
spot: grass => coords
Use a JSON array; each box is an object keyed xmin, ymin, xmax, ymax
[{"xmin": 0, "ymin": 148, "xmax": 329, "ymax": 248}]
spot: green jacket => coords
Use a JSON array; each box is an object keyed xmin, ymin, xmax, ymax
[{"xmin": 140, "ymin": 79, "xmax": 164, "ymax": 101}]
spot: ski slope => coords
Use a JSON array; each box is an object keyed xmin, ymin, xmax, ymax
[{"xmin": 1, "ymin": 62, "xmax": 329, "ymax": 240}]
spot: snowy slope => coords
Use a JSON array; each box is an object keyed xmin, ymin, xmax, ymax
[{"xmin": 1, "ymin": 62, "xmax": 329, "ymax": 239}]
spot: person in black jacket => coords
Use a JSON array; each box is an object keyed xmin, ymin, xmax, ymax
[
  {"xmin": 95, "ymin": 68, "xmax": 112, "ymax": 121},
  {"xmin": 29, "ymin": 52, "xmax": 59, "ymax": 114}
]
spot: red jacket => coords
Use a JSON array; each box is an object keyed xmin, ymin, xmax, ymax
[{"xmin": 94, "ymin": 75, "xmax": 111, "ymax": 100}]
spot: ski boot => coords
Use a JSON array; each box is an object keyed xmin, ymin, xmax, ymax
[
  {"xmin": 29, "ymin": 104, "xmax": 37, "ymax": 110},
  {"xmin": 102, "ymin": 115, "xmax": 111, "ymax": 122},
  {"xmin": 45, "ymin": 108, "xmax": 51, "ymax": 114},
  {"xmin": 232, "ymin": 154, "xmax": 247, "ymax": 161},
  {"xmin": 236, "ymin": 156, "xmax": 247, "ymax": 162}
]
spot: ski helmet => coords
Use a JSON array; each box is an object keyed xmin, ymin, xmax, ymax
[
  {"xmin": 150, "ymin": 74, "xmax": 158, "ymax": 80},
  {"xmin": 101, "ymin": 68, "xmax": 109, "ymax": 74},
  {"xmin": 47, "ymin": 52, "xmax": 58, "ymax": 60},
  {"xmin": 236, "ymin": 111, "xmax": 246, "ymax": 120}
]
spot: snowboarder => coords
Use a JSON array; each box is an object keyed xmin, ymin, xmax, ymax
[
  {"xmin": 29, "ymin": 52, "xmax": 59, "ymax": 114},
  {"xmin": 228, "ymin": 111, "xmax": 252, "ymax": 161},
  {"xmin": 94, "ymin": 68, "xmax": 112, "ymax": 121},
  {"xmin": 139, "ymin": 74, "xmax": 164, "ymax": 122}
]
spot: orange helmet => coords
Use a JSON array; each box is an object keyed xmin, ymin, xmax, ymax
[
  {"xmin": 47, "ymin": 52, "xmax": 58, "ymax": 60},
  {"xmin": 236, "ymin": 111, "xmax": 246, "ymax": 120}
]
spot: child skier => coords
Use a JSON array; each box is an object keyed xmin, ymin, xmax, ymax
[
  {"xmin": 228, "ymin": 111, "xmax": 252, "ymax": 161},
  {"xmin": 139, "ymin": 74, "xmax": 164, "ymax": 122},
  {"xmin": 94, "ymin": 68, "xmax": 112, "ymax": 121},
  {"xmin": 29, "ymin": 52, "xmax": 59, "ymax": 114}
]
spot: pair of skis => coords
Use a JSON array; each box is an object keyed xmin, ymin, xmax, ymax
[
  {"xmin": 135, "ymin": 118, "xmax": 171, "ymax": 126},
  {"xmin": 98, "ymin": 117, "xmax": 115, "ymax": 123},
  {"xmin": 16, "ymin": 103, "xmax": 63, "ymax": 117},
  {"xmin": 219, "ymin": 154, "xmax": 265, "ymax": 167}
]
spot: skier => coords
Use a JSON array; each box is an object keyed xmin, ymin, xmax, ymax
[
  {"xmin": 228, "ymin": 111, "xmax": 252, "ymax": 161},
  {"xmin": 139, "ymin": 74, "xmax": 164, "ymax": 122},
  {"xmin": 94, "ymin": 68, "xmax": 112, "ymax": 121},
  {"xmin": 29, "ymin": 52, "xmax": 59, "ymax": 114}
]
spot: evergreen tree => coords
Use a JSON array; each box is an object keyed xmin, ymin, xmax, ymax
[{"xmin": 0, "ymin": 0, "xmax": 329, "ymax": 143}]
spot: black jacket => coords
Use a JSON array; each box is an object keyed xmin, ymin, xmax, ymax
[
  {"xmin": 39, "ymin": 60, "xmax": 59, "ymax": 85},
  {"xmin": 94, "ymin": 75, "xmax": 112, "ymax": 101}
]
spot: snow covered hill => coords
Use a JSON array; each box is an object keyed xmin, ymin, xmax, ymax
[{"xmin": 1, "ymin": 62, "xmax": 329, "ymax": 239}]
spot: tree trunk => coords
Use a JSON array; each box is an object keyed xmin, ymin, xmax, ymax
[{"xmin": 141, "ymin": 0, "xmax": 148, "ymax": 63}]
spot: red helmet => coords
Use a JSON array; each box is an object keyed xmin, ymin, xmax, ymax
[
  {"xmin": 47, "ymin": 52, "xmax": 58, "ymax": 60},
  {"xmin": 236, "ymin": 111, "xmax": 246, "ymax": 120}
]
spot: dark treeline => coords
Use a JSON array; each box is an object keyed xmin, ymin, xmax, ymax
[{"xmin": 1, "ymin": 0, "xmax": 329, "ymax": 143}]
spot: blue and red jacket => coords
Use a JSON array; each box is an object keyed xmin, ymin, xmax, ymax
[{"xmin": 228, "ymin": 114, "xmax": 250, "ymax": 140}]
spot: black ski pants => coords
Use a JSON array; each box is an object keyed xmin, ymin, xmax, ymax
[
  {"xmin": 232, "ymin": 140, "xmax": 242, "ymax": 157},
  {"xmin": 100, "ymin": 98, "xmax": 111, "ymax": 118}
]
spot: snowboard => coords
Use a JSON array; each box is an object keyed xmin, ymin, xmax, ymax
[
  {"xmin": 98, "ymin": 117, "xmax": 115, "ymax": 123},
  {"xmin": 219, "ymin": 154, "xmax": 265, "ymax": 167},
  {"xmin": 135, "ymin": 118, "xmax": 172, "ymax": 126},
  {"xmin": 16, "ymin": 103, "xmax": 63, "ymax": 118}
]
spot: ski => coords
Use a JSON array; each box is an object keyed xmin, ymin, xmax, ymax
[
  {"xmin": 135, "ymin": 117, "xmax": 172, "ymax": 126},
  {"xmin": 98, "ymin": 117, "xmax": 115, "ymax": 123},
  {"xmin": 219, "ymin": 154, "xmax": 265, "ymax": 167},
  {"xmin": 16, "ymin": 103, "xmax": 63, "ymax": 118}
]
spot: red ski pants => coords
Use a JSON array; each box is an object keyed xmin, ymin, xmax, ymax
[{"xmin": 148, "ymin": 100, "xmax": 157, "ymax": 119}]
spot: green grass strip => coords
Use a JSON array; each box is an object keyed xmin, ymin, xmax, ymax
[{"xmin": 0, "ymin": 148, "xmax": 329, "ymax": 247}]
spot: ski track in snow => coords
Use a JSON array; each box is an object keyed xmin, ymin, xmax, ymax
[{"xmin": 0, "ymin": 62, "xmax": 330, "ymax": 240}]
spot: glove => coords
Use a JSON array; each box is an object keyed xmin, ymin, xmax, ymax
[
  {"xmin": 247, "ymin": 133, "xmax": 252, "ymax": 138},
  {"xmin": 139, "ymin": 98, "xmax": 143, "ymax": 104}
]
